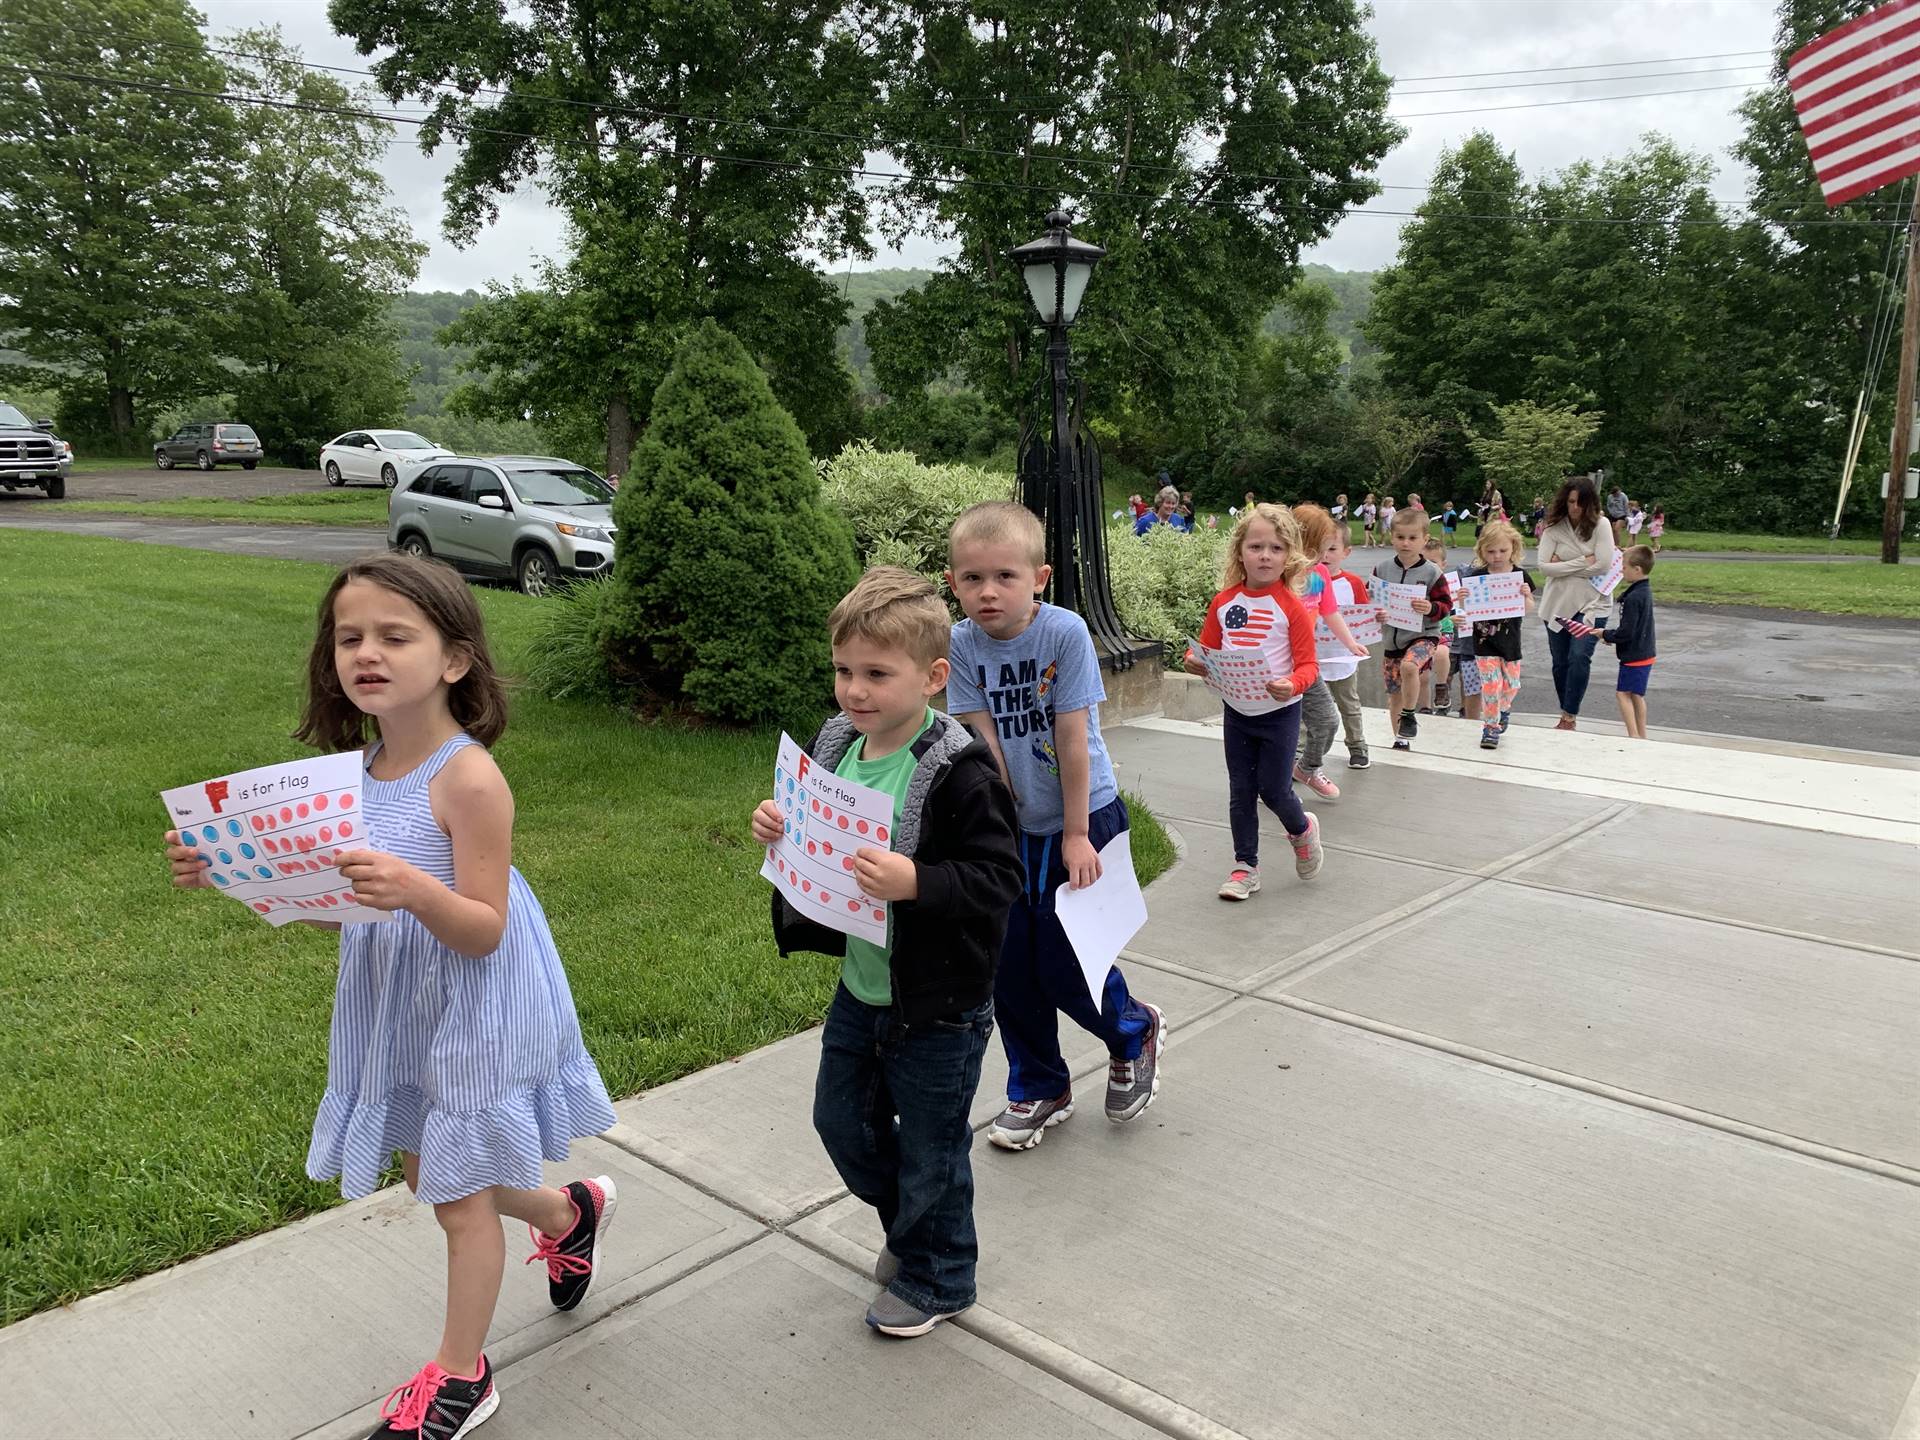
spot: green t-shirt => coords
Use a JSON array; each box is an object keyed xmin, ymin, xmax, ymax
[{"xmin": 834, "ymin": 709, "xmax": 933, "ymax": 1005}]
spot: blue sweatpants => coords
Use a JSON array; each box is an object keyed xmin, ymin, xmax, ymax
[{"xmin": 995, "ymin": 796, "xmax": 1154, "ymax": 1102}]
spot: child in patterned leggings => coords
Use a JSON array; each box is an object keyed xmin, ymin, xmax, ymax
[{"xmin": 1462, "ymin": 521, "xmax": 1536, "ymax": 750}]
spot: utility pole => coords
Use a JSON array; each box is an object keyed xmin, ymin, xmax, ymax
[{"xmin": 1882, "ymin": 184, "xmax": 1920, "ymax": 564}]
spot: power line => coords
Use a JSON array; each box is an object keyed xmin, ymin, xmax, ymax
[
  {"xmin": 1393, "ymin": 63, "xmax": 1768, "ymax": 97},
  {"xmin": 1392, "ymin": 80, "xmax": 1763, "ymax": 119},
  {"xmin": 14, "ymin": 27, "xmax": 1891, "ymax": 226},
  {"xmin": 1390, "ymin": 49, "xmax": 1771, "ymax": 84},
  {"xmin": 6, "ymin": 60, "xmax": 1903, "ymax": 233}
]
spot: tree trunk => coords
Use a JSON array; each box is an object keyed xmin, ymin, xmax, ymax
[
  {"xmin": 108, "ymin": 386, "xmax": 136, "ymax": 447},
  {"xmin": 606, "ymin": 389, "xmax": 636, "ymax": 479}
]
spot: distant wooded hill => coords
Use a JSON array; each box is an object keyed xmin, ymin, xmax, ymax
[{"xmin": 388, "ymin": 264, "xmax": 1375, "ymax": 413}]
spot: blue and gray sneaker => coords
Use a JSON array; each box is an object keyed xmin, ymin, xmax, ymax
[{"xmin": 866, "ymin": 1289, "xmax": 967, "ymax": 1337}]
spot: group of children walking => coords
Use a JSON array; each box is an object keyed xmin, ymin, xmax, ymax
[{"xmin": 157, "ymin": 476, "xmax": 1659, "ymax": 1437}]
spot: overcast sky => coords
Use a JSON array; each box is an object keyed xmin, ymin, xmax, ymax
[{"xmin": 198, "ymin": 0, "xmax": 1783, "ymax": 290}]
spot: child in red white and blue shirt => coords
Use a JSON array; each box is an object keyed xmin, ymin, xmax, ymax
[{"xmin": 1182, "ymin": 503, "xmax": 1327, "ymax": 902}]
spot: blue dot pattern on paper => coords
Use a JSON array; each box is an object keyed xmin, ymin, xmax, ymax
[
  {"xmin": 201, "ymin": 825, "xmax": 218, "ymax": 843},
  {"xmin": 240, "ymin": 843, "xmax": 256, "ymax": 859},
  {"xmin": 227, "ymin": 819, "xmax": 243, "ymax": 837},
  {"xmin": 213, "ymin": 874, "xmax": 229, "ymax": 887},
  {"xmin": 255, "ymin": 865, "xmax": 272, "ymax": 879},
  {"xmin": 231, "ymin": 871, "xmax": 249, "ymax": 885},
  {"xmin": 217, "ymin": 850, "xmax": 232, "ymax": 865}
]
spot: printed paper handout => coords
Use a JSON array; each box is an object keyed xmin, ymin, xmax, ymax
[
  {"xmin": 760, "ymin": 732, "xmax": 894, "ymax": 946},
  {"xmin": 1313, "ymin": 600, "xmax": 1382, "ymax": 660},
  {"xmin": 1052, "ymin": 830, "xmax": 1149, "ymax": 1005},
  {"xmin": 1376, "ymin": 581, "xmax": 1427, "ymax": 631},
  {"xmin": 161, "ymin": 752, "xmax": 391, "ymax": 927},
  {"xmin": 1590, "ymin": 551, "xmax": 1624, "ymax": 595},
  {"xmin": 1190, "ymin": 640, "xmax": 1279, "ymax": 706},
  {"xmin": 1452, "ymin": 570, "xmax": 1529, "ymax": 623}
]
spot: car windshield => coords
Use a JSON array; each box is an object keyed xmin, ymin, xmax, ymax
[
  {"xmin": 217, "ymin": 425, "xmax": 258, "ymax": 440},
  {"xmin": 372, "ymin": 431, "xmax": 435, "ymax": 450},
  {"xmin": 508, "ymin": 468, "xmax": 613, "ymax": 506},
  {"xmin": 0, "ymin": 403, "xmax": 31, "ymax": 427}
]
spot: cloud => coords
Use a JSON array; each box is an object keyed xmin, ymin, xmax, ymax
[{"xmin": 197, "ymin": 0, "xmax": 1781, "ymax": 284}]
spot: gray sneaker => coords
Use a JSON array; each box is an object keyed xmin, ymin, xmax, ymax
[
  {"xmin": 987, "ymin": 1090, "xmax": 1074, "ymax": 1150},
  {"xmin": 1291, "ymin": 814, "xmax": 1324, "ymax": 879},
  {"xmin": 874, "ymin": 1245, "xmax": 899, "ymax": 1287},
  {"xmin": 866, "ymin": 1288, "xmax": 967, "ymax": 1337},
  {"xmin": 1106, "ymin": 1003, "xmax": 1165, "ymax": 1122}
]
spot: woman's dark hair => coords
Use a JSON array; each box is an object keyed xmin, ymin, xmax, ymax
[
  {"xmin": 1545, "ymin": 474, "xmax": 1600, "ymax": 540},
  {"xmin": 294, "ymin": 552, "xmax": 510, "ymax": 752}
]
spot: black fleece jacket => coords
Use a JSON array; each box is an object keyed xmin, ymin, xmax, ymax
[{"xmin": 770, "ymin": 711, "xmax": 1022, "ymax": 1024}]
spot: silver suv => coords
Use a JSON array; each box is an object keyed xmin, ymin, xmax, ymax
[{"xmin": 387, "ymin": 455, "xmax": 617, "ymax": 595}]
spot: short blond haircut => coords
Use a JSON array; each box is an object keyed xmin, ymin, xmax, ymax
[
  {"xmin": 1388, "ymin": 507, "xmax": 1427, "ymax": 537},
  {"xmin": 1224, "ymin": 502, "xmax": 1312, "ymax": 591},
  {"xmin": 949, "ymin": 500, "xmax": 1045, "ymax": 568},
  {"xmin": 1474, "ymin": 520, "xmax": 1525, "ymax": 565},
  {"xmin": 828, "ymin": 566, "xmax": 951, "ymax": 666}
]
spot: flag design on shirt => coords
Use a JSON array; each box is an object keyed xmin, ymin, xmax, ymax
[{"xmin": 1222, "ymin": 601, "xmax": 1276, "ymax": 649}]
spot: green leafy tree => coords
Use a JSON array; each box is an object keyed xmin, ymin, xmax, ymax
[
  {"xmin": 603, "ymin": 322, "xmax": 859, "ymax": 724},
  {"xmin": 865, "ymin": 0, "xmax": 1401, "ymax": 448},
  {"xmin": 330, "ymin": 0, "xmax": 882, "ymax": 472},
  {"xmin": 218, "ymin": 29, "xmax": 424, "ymax": 465},
  {"xmin": 0, "ymin": 0, "xmax": 240, "ymax": 447},
  {"xmin": 1467, "ymin": 402, "xmax": 1602, "ymax": 499}
]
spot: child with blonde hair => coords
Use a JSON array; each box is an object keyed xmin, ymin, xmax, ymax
[
  {"xmin": 1184, "ymin": 503, "xmax": 1326, "ymax": 900},
  {"xmin": 1463, "ymin": 520, "xmax": 1537, "ymax": 749}
]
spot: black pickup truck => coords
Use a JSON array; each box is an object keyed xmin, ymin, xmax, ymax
[{"xmin": 0, "ymin": 401, "xmax": 72, "ymax": 498}]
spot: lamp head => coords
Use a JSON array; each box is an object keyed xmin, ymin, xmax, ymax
[{"xmin": 1008, "ymin": 210, "xmax": 1105, "ymax": 327}]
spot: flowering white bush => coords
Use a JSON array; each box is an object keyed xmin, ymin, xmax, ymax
[
  {"xmin": 1106, "ymin": 520, "xmax": 1228, "ymax": 665},
  {"xmin": 818, "ymin": 442, "xmax": 1014, "ymax": 582},
  {"xmin": 821, "ymin": 441, "xmax": 1225, "ymax": 665}
]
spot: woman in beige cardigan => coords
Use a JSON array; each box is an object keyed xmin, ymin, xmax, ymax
[{"xmin": 1535, "ymin": 475, "xmax": 1616, "ymax": 729}]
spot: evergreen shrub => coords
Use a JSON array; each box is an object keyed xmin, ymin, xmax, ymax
[
  {"xmin": 603, "ymin": 321, "xmax": 859, "ymax": 725},
  {"xmin": 818, "ymin": 441, "xmax": 1012, "ymax": 587}
]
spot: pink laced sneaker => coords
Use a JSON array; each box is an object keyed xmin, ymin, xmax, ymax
[
  {"xmin": 1292, "ymin": 764, "xmax": 1340, "ymax": 800},
  {"xmin": 379, "ymin": 1363, "xmax": 448, "ymax": 1434},
  {"xmin": 524, "ymin": 1175, "xmax": 616, "ymax": 1312},
  {"xmin": 372, "ymin": 1356, "xmax": 495, "ymax": 1438}
]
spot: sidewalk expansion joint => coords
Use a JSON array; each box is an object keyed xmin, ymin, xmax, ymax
[
  {"xmin": 783, "ymin": 1220, "xmax": 1256, "ymax": 1440},
  {"xmin": 1250, "ymin": 991, "xmax": 1920, "ymax": 1189}
]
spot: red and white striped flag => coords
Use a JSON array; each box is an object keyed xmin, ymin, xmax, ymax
[{"xmin": 1790, "ymin": 0, "xmax": 1920, "ymax": 207}]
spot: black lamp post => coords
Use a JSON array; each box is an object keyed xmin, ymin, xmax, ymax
[{"xmin": 1008, "ymin": 211, "xmax": 1155, "ymax": 671}]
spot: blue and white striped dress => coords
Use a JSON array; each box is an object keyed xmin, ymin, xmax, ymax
[{"xmin": 306, "ymin": 733, "xmax": 616, "ymax": 1204}]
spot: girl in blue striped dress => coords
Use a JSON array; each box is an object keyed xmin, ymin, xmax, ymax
[{"xmin": 166, "ymin": 553, "xmax": 616, "ymax": 1440}]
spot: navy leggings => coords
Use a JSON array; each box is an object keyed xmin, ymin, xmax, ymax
[{"xmin": 1223, "ymin": 703, "xmax": 1310, "ymax": 868}]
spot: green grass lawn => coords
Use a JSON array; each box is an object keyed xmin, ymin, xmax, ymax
[
  {"xmin": 1656, "ymin": 529, "xmax": 1880, "ymax": 555},
  {"xmin": 0, "ymin": 530, "xmax": 1173, "ymax": 1324},
  {"xmin": 63, "ymin": 456, "xmax": 309, "ymax": 477},
  {"xmin": 58, "ymin": 491, "xmax": 390, "ymax": 526},
  {"xmin": 1650, "ymin": 559, "xmax": 1920, "ymax": 618}
]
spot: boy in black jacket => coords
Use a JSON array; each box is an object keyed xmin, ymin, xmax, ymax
[
  {"xmin": 753, "ymin": 566, "xmax": 1022, "ymax": 1338},
  {"xmin": 1602, "ymin": 545, "xmax": 1657, "ymax": 738}
]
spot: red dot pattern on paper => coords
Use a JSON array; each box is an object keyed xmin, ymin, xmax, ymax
[
  {"xmin": 877, "ymin": 826, "xmax": 889, "ymax": 843},
  {"xmin": 856, "ymin": 820, "xmax": 869, "ymax": 836},
  {"xmin": 871, "ymin": 908, "xmax": 884, "ymax": 921},
  {"xmin": 841, "ymin": 857, "xmax": 855, "ymax": 871},
  {"xmin": 314, "ymin": 794, "xmax": 329, "ymax": 811},
  {"xmin": 847, "ymin": 899, "xmax": 861, "ymax": 912},
  {"xmin": 837, "ymin": 815, "xmax": 849, "ymax": 830},
  {"xmin": 338, "ymin": 794, "xmax": 353, "ymax": 810}
]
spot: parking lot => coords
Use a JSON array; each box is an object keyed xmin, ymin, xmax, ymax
[{"xmin": 0, "ymin": 462, "xmax": 341, "ymax": 505}]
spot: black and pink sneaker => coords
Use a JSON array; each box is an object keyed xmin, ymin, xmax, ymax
[
  {"xmin": 367, "ymin": 1356, "xmax": 496, "ymax": 1439},
  {"xmin": 525, "ymin": 1175, "xmax": 617, "ymax": 1312}
]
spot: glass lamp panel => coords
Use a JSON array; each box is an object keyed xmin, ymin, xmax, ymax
[
  {"xmin": 1058, "ymin": 262, "xmax": 1094, "ymax": 324},
  {"xmin": 1023, "ymin": 262, "xmax": 1060, "ymax": 324}
]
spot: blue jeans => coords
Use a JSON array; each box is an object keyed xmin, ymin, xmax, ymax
[
  {"xmin": 1546, "ymin": 616, "xmax": 1599, "ymax": 716},
  {"xmin": 1223, "ymin": 703, "xmax": 1310, "ymax": 868},
  {"xmin": 996, "ymin": 796, "xmax": 1153, "ymax": 1102},
  {"xmin": 813, "ymin": 984, "xmax": 993, "ymax": 1313}
]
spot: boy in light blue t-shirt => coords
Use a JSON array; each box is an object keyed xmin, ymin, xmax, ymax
[{"xmin": 944, "ymin": 502, "xmax": 1165, "ymax": 1152}]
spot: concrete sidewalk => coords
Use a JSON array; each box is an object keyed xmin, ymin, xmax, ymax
[{"xmin": 3, "ymin": 716, "xmax": 1917, "ymax": 1439}]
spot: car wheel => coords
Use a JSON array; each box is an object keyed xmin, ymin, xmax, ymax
[
  {"xmin": 381, "ymin": 464, "xmax": 398, "ymax": 489},
  {"xmin": 196, "ymin": 451, "xmax": 212, "ymax": 471},
  {"xmin": 398, "ymin": 532, "xmax": 431, "ymax": 560},
  {"xmin": 156, "ymin": 451, "xmax": 172, "ymax": 470},
  {"xmin": 43, "ymin": 477, "xmax": 65, "ymax": 499},
  {"xmin": 325, "ymin": 461, "xmax": 342, "ymax": 486},
  {"xmin": 242, "ymin": 461, "xmax": 257, "ymax": 471},
  {"xmin": 516, "ymin": 546, "xmax": 557, "ymax": 596}
]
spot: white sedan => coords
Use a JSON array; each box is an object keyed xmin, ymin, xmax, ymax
[{"xmin": 319, "ymin": 429, "xmax": 456, "ymax": 488}]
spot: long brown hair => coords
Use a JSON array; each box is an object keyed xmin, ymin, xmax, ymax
[
  {"xmin": 294, "ymin": 552, "xmax": 509, "ymax": 752},
  {"xmin": 1544, "ymin": 475, "xmax": 1600, "ymax": 540}
]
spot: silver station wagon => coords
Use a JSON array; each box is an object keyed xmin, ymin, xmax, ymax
[{"xmin": 387, "ymin": 455, "xmax": 618, "ymax": 595}]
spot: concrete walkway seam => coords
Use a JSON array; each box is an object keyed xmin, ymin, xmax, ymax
[
  {"xmin": 1891, "ymin": 1362, "xmax": 1920, "ymax": 1440},
  {"xmin": 786, "ymin": 1211, "xmax": 1257, "ymax": 1440},
  {"xmin": 1252, "ymin": 991, "xmax": 1920, "ymax": 1189}
]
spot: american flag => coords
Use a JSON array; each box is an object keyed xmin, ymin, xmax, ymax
[{"xmin": 1790, "ymin": 0, "xmax": 1920, "ymax": 207}]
